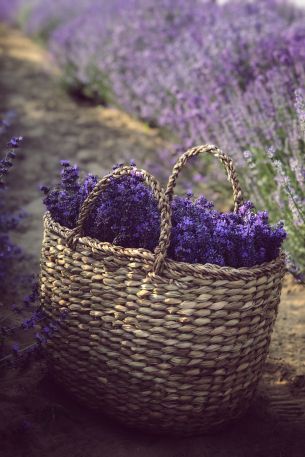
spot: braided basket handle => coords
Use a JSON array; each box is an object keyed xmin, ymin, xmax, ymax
[
  {"xmin": 67, "ymin": 166, "xmax": 172, "ymax": 275},
  {"xmin": 166, "ymin": 144, "xmax": 244, "ymax": 212}
]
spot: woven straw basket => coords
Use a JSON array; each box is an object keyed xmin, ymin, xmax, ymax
[{"xmin": 40, "ymin": 145, "xmax": 285, "ymax": 435}]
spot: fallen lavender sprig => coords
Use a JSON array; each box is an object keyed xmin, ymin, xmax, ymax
[
  {"xmin": 0, "ymin": 297, "xmax": 67, "ymax": 369},
  {"xmin": 0, "ymin": 133, "xmax": 55, "ymax": 370},
  {"xmin": 0, "ymin": 135, "xmax": 24, "ymax": 291}
]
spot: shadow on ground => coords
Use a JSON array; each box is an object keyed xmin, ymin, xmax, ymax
[{"xmin": 1, "ymin": 360, "xmax": 305, "ymax": 457}]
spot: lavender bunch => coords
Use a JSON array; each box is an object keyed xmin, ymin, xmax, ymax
[
  {"xmin": 168, "ymin": 197, "xmax": 286, "ymax": 268},
  {"xmin": 41, "ymin": 160, "xmax": 161, "ymax": 249},
  {"xmin": 42, "ymin": 161, "xmax": 286, "ymax": 268}
]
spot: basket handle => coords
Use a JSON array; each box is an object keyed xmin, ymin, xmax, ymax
[
  {"xmin": 67, "ymin": 166, "xmax": 172, "ymax": 275},
  {"xmin": 165, "ymin": 144, "xmax": 244, "ymax": 212}
]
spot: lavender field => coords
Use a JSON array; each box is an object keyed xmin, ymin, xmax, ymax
[{"xmin": 0, "ymin": 1, "xmax": 305, "ymax": 456}]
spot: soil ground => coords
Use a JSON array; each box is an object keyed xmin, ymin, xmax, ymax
[{"xmin": 0, "ymin": 25, "xmax": 305, "ymax": 457}]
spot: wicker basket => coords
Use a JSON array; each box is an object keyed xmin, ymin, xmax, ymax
[{"xmin": 40, "ymin": 145, "xmax": 285, "ymax": 435}]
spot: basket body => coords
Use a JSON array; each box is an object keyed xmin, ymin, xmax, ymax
[{"xmin": 40, "ymin": 214, "xmax": 285, "ymax": 435}]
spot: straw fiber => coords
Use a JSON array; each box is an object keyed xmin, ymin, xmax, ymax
[{"xmin": 40, "ymin": 145, "xmax": 285, "ymax": 434}]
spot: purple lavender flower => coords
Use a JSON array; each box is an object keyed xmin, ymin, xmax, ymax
[
  {"xmin": 7, "ymin": 136, "xmax": 23, "ymax": 148},
  {"xmin": 11, "ymin": 342, "xmax": 20, "ymax": 355},
  {"xmin": 0, "ymin": 136, "xmax": 24, "ymax": 289},
  {"xmin": 295, "ymin": 88, "xmax": 305, "ymax": 131},
  {"xmin": 42, "ymin": 162, "xmax": 286, "ymax": 268}
]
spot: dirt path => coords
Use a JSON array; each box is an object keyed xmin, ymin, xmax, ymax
[
  {"xmin": 0, "ymin": 24, "xmax": 168, "ymax": 264},
  {"xmin": 1, "ymin": 24, "xmax": 305, "ymax": 457}
]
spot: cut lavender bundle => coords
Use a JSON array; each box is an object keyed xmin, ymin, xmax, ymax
[{"xmin": 42, "ymin": 160, "xmax": 286, "ymax": 268}]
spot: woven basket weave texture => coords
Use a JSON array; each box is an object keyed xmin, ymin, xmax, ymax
[{"xmin": 40, "ymin": 145, "xmax": 285, "ymax": 434}]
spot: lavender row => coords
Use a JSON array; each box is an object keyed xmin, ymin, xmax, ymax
[{"xmin": 0, "ymin": 0, "xmax": 304, "ymax": 277}]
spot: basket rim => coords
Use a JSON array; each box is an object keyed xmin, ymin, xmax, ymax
[{"xmin": 44, "ymin": 212, "xmax": 286, "ymax": 280}]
